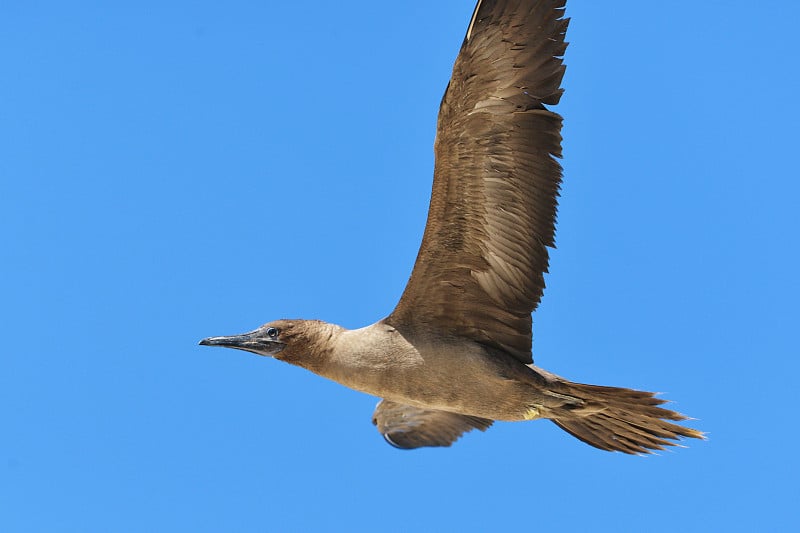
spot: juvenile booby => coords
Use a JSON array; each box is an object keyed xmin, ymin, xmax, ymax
[{"xmin": 201, "ymin": 0, "xmax": 703, "ymax": 453}]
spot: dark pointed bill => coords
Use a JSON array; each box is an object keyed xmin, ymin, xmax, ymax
[{"xmin": 199, "ymin": 329, "xmax": 285, "ymax": 357}]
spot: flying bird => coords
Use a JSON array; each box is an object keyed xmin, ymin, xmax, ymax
[{"xmin": 200, "ymin": 0, "xmax": 703, "ymax": 453}]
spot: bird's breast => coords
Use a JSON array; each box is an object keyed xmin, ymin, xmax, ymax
[{"xmin": 320, "ymin": 324, "xmax": 537, "ymax": 421}]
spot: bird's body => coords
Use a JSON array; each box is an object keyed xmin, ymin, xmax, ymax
[
  {"xmin": 304, "ymin": 321, "xmax": 543, "ymax": 422},
  {"xmin": 201, "ymin": 0, "xmax": 704, "ymax": 453}
]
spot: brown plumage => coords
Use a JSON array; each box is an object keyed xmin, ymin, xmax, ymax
[
  {"xmin": 200, "ymin": 0, "xmax": 704, "ymax": 454},
  {"xmin": 389, "ymin": 0, "xmax": 568, "ymax": 364}
]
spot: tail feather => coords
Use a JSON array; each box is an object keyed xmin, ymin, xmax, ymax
[{"xmin": 548, "ymin": 381, "xmax": 704, "ymax": 454}]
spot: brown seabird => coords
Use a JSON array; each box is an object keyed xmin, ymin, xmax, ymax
[{"xmin": 201, "ymin": 0, "xmax": 703, "ymax": 453}]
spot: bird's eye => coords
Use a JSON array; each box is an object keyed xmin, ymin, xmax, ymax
[{"xmin": 266, "ymin": 327, "xmax": 279, "ymax": 339}]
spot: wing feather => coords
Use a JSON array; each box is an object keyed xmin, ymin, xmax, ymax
[
  {"xmin": 386, "ymin": 0, "xmax": 569, "ymax": 364},
  {"xmin": 372, "ymin": 400, "xmax": 493, "ymax": 449}
]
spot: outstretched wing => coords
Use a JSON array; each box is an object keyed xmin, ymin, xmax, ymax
[
  {"xmin": 372, "ymin": 400, "xmax": 493, "ymax": 449},
  {"xmin": 386, "ymin": 0, "xmax": 568, "ymax": 364}
]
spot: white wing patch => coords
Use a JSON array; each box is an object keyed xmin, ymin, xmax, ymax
[{"xmin": 466, "ymin": 0, "xmax": 484, "ymax": 41}]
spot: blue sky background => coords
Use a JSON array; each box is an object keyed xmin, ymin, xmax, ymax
[{"xmin": 2, "ymin": 0, "xmax": 799, "ymax": 531}]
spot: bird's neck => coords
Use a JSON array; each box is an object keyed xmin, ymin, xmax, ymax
[
  {"xmin": 282, "ymin": 320, "xmax": 346, "ymax": 375},
  {"xmin": 304, "ymin": 322, "xmax": 421, "ymax": 397}
]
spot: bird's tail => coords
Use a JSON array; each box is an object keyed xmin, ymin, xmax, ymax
[{"xmin": 541, "ymin": 373, "xmax": 704, "ymax": 454}]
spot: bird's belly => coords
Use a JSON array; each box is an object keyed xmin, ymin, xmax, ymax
[
  {"xmin": 328, "ymin": 342, "xmax": 538, "ymax": 421},
  {"xmin": 380, "ymin": 366, "xmax": 536, "ymax": 421}
]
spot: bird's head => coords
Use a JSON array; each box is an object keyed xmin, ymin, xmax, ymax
[{"xmin": 199, "ymin": 319, "xmax": 336, "ymax": 369}]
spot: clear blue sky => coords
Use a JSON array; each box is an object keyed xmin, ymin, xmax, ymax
[{"xmin": 2, "ymin": 1, "xmax": 798, "ymax": 531}]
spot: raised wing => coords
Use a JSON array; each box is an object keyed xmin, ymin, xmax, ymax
[
  {"xmin": 372, "ymin": 400, "xmax": 493, "ymax": 449},
  {"xmin": 386, "ymin": 0, "xmax": 568, "ymax": 364}
]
